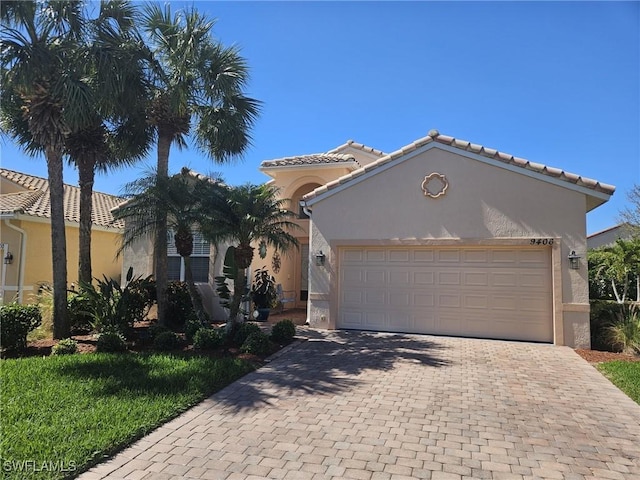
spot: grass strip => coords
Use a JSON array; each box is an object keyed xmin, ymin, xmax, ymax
[
  {"xmin": 597, "ymin": 360, "xmax": 640, "ymax": 405},
  {"xmin": 0, "ymin": 353, "xmax": 254, "ymax": 480}
]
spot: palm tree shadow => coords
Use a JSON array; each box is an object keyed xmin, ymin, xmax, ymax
[{"xmin": 213, "ymin": 329, "xmax": 450, "ymax": 412}]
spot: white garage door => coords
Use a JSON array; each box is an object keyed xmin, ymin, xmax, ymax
[{"xmin": 338, "ymin": 246, "xmax": 553, "ymax": 342}]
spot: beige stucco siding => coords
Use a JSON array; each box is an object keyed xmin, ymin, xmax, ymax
[{"xmin": 307, "ymin": 147, "xmax": 591, "ymax": 347}]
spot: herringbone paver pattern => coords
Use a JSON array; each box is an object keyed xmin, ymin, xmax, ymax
[{"xmin": 78, "ymin": 331, "xmax": 640, "ymax": 480}]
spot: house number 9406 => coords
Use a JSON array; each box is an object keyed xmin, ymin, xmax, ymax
[{"xmin": 530, "ymin": 239, "xmax": 554, "ymax": 245}]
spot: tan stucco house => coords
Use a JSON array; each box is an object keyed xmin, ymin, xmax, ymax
[
  {"xmin": 271, "ymin": 130, "xmax": 613, "ymax": 348},
  {"xmin": 0, "ymin": 168, "xmax": 123, "ymax": 304},
  {"xmin": 120, "ymin": 130, "xmax": 615, "ymax": 348},
  {"xmin": 587, "ymin": 223, "xmax": 633, "ymax": 249}
]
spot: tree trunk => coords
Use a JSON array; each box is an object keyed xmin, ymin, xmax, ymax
[
  {"xmin": 154, "ymin": 132, "xmax": 171, "ymax": 326},
  {"xmin": 227, "ymin": 266, "xmax": 246, "ymax": 333},
  {"xmin": 46, "ymin": 147, "xmax": 70, "ymax": 339},
  {"xmin": 183, "ymin": 255, "xmax": 208, "ymax": 324},
  {"xmin": 77, "ymin": 157, "xmax": 95, "ymax": 284}
]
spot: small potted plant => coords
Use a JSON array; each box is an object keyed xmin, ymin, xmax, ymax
[{"xmin": 251, "ymin": 267, "xmax": 276, "ymax": 321}]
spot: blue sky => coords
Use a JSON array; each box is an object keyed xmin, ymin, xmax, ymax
[{"xmin": 1, "ymin": 1, "xmax": 638, "ymax": 234}]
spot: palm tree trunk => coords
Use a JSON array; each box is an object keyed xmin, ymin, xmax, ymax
[
  {"xmin": 46, "ymin": 147, "xmax": 70, "ymax": 339},
  {"xmin": 154, "ymin": 132, "xmax": 171, "ymax": 326},
  {"xmin": 182, "ymin": 255, "xmax": 208, "ymax": 324},
  {"xmin": 77, "ymin": 157, "xmax": 95, "ymax": 284}
]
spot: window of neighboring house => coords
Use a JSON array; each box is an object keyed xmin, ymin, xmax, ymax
[{"xmin": 167, "ymin": 230, "xmax": 210, "ymax": 283}]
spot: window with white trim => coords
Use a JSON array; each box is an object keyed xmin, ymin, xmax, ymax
[{"xmin": 167, "ymin": 230, "xmax": 210, "ymax": 283}]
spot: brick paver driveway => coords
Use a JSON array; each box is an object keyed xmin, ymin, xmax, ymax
[{"xmin": 79, "ymin": 331, "xmax": 640, "ymax": 480}]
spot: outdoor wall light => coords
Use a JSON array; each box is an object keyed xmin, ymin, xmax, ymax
[
  {"xmin": 314, "ymin": 250, "xmax": 326, "ymax": 266},
  {"xmin": 3, "ymin": 252, "xmax": 13, "ymax": 265},
  {"xmin": 568, "ymin": 250, "xmax": 581, "ymax": 270}
]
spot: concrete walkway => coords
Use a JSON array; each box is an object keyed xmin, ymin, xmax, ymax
[{"xmin": 78, "ymin": 331, "xmax": 640, "ymax": 480}]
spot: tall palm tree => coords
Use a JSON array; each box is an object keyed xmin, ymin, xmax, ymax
[
  {"xmin": 200, "ymin": 183, "xmax": 300, "ymax": 328},
  {"xmin": 65, "ymin": 1, "xmax": 152, "ymax": 284},
  {"xmin": 113, "ymin": 169, "xmax": 217, "ymax": 323},
  {"xmin": 1, "ymin": 1, "xmax": 89, "ymax": 338},
  {"xmin": 142, "ymin": 4, "xmax": 260, "ymax": 326}
]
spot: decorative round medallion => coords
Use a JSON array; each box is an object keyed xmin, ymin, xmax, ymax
[
  {"xmin": 271, "ymin": 251, "xmax": 281, "ymax": 274},
  {"xmin": 421, "ymin": 173, "xmax": 449, "ymax": 199}
]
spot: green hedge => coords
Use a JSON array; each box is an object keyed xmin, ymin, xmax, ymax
[
  {"xmin": 590, "ymin": 300, "xmax": 631, "ymax": 352},
  {"xmin": 0, "ymin": 304, "xmax": 42, "ymax": 351}
]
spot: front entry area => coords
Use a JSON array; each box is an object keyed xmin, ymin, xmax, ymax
[{"xmin": 337, "ymin": 245, "xmax": 553, "ymax": 342}]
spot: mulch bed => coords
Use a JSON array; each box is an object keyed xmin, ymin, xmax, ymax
[{"xmin": 575, "ymin": 348, "xmax": 640, "ymax": 364}]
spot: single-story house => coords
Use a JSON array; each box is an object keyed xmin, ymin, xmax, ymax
[
  {"xmin": 587, "ymin": 223, "xmax": 633, "ymax": 249},
  {"xmin": 0, "ymin": 168, "xmax": 124, "ymax": 304},
  {"xmin": 295, "ymin": 130, "xmax": 614, "ymax": 349},
  {"xmin": 120, "ymin": 130, "xmax": 614, "ymax": 348}
]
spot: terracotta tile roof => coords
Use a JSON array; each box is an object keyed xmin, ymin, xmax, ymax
[
  {"xmin": 0, "ymin": 168, "xmax": 124, "ymax": 229},
  {"xmin": 326, "ymin": 140, "xmax": 387, "ymax": 157},
  {"xmin": 261, "ymin": 153, "xmax": 358, "ymax": 169},
  {"xmin": 303, "ymin": 129, "xmax": 616, "ymax": 202}
]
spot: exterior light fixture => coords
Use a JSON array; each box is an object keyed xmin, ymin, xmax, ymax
[
  {"xmin": 3, "ymin": 252, "xmax": 13, "ymax": 265},
  {"xmin": 315, "ymin": 250, "xmax": 326, "ymax": 266},
  {"xmin": 568, "ymin": 250, "xmax": 581, "ymax": 270}
]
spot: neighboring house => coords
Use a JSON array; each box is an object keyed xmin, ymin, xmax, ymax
[
  {"xmin": 587, "ymin": 223, "xmax": 633, "ymax": 249},
  {"xmin": 0, "ymin": 168, "xmax": 123, "ymax": 304},
  {"xmin": 297, "ymin": 130, "xmax": 614, "ymax": 349}
]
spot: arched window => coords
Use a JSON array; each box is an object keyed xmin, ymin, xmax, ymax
[{"xmin": 290, "ymin": 183, "xmax": 322, "ymax": 219}]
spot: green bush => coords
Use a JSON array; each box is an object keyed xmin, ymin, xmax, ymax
[
  {"xmin": 185, "ymin": 318, "xmax": 208, "ymax": 343},
  {"xmin": 77, "ymin": 268, "xmax": 154, "ymax": 338},
  {"xmin": 232, "ymin": 322, "xmax": 261, "ymax": 347},
  {"xmin": 148, "ymin": 323, "xmax": 171, "ymax": 339},
  {"xmin": 590, "ymin": 300, "xmax": 628, "ymax": 351},
  {"xmin": 51, "ymin": 338, "xmax": 78, "ymax": 355},
  {"xmin": 240, "ymin": 331, "xmax": 272, "ymax": 356},
  {"xmin": 96, "ymin": 329, "xmax": 128, "ymax": 353},
  {"xmin": 0, "ymin": 303, "xmax": 42, "ymax": 351},
  {"xmin": 67, "ymin": 292, "xmax": 93, "ymax": 333},
  {"xmin": 166, "ymin": 281, "xmax": 199, "ymax": 330},
  {"xmin": 271, "ymin": 319, "xmax": 296, "ymax": 345},
  {"xmin": 153, "ymin": 331, "xmax": 181, "ymax": 351},
  {"xmin": 608, "ymin": 308, "xmax": 640, "ymax": 354},
  {"xmin": 193, "ymin": 328, "xmax": 225, "ymax": 351}
]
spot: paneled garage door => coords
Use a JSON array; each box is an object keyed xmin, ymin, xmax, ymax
[{"xmin": 337, "ymin": 246, "xmax": 553, "ymax": 342}]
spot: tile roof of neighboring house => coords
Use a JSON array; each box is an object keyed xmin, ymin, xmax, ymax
[
  {"xmin": 260, "ymin": 153, "xmax": 358, "ymax": 169},
  {"xmin": 0, "ymin": 168, "xmax": 124, "ymax": 229},
  {"xmin": 303, "ymin": 129, "xmax": 616, "ymax": 202}
]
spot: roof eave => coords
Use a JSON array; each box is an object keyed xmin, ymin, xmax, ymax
[{"xmin": 259, "ymin": 161, "xmax": 361, "ymax": 173}]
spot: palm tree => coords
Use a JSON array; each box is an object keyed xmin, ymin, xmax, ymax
[
  {"xmin": 142, "ymin": 4, "xmax": 260, "ymax": 326},
  {"xmin": 113, "ymin": 169, "xmax": 217, "ymax": 323},
  {"xmin": 1, "ymin": 1, "xmax": 89, "ymax": 338},
  {"xmin": 593, "ymin": 238, "xmax": 640, "ymax": 303},
  {"xmin": 65, "ymin": 1, "xmax": 152, "ymax": 284},
  {"xmin": 200, "ymin": 183, "xmax": 300, "ymax": 329}
]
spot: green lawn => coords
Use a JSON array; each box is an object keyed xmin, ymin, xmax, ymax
[
  {"xmin": 597, "ymin": 360, "xmax": 640, "ymax": 405},
  {"xmin": 0, "ymin": 353, "xmax": 255, "ymax": 480}
]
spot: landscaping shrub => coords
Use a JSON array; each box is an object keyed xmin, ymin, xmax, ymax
[
  {"xmin": 153, "ymin": 331, "xmax": 181, "ymax": 351},
  {"xmin": 232, "ymin": 322, "xmax": 261, "ymax": 347},
  {"xmin": 0, "ymin": 303, "xmax": 42, "ymax": 351},
  {"xmin": 590, "ymin": 300, "xmax": 631, "ymax": 351},
  {"xmin": 77, "ymin": 268, "xmax": 154, "ymax": 338},
  {"xmin": 271, "ymin": 319, "xmax": 296, "ymax": 345},
  {"xmin": 186, "ymin": 318, "xmax": 209, "ymax": 343},
  {"xmin": 166, "ymin": 281, "xmax": 199, "ymax": 330},
  {"xmin": 51, "ymin": 338, "xmax": 78, "ymax": 355},
  {"xmin": 194, "ymin": 328, "xmax": 225, "ymax": 351},
  {"xmin": 96, "ymin": 329, "xmax": 128, "ymax": 353},
  {"xmin": 67, "ymin": 292, "xmax": 93, "ymax": 333},
  {"xmin": 240, "ymin": 331, "xmax": 272, "ymax": 356},
  {"xmin": 149, "ymin": 323, "xmax": 171, "ymax": 339},
  {"xmin": 608, "ymin": 308, "xmax": 640, "ymax": 354}
]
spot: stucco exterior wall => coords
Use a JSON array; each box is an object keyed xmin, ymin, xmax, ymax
[
  {"xmin": 307, "ymin": 147, "xmax": 591, "ymax": 347},
  {"xmin": 0, "ymin": 217, "xmax": 122, "ymax": 304}
]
